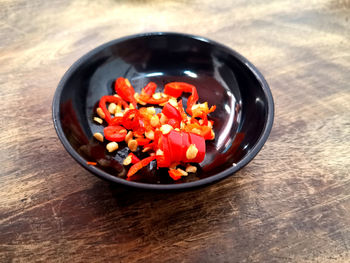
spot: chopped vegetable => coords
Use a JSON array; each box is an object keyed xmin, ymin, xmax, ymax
[
  {"xmin": 93, "ymin": 78, "xmax": 216, "ymax": 180},
  {"xmin": 115, "ymin": 77, "xmax": 137, "ymax": 108},
  {"xmin": 104, "ymin": 125, "xmax": 127, "ymax": 142},
  {"xmin": 127, "ymin": 156, "xmax": 156, "ymax": 177}
]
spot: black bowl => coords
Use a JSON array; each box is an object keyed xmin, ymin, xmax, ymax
[{"xmin": 52, "ymin": 32, "xmax": 274, "ymax": 190}]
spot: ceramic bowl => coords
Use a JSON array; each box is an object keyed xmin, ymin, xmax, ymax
[{"xmin": 52, "ymin": 32, "xmax": 274, "ymax": 190}]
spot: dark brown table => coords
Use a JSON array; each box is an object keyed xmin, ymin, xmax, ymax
[{"xmin": 1, "ymin": 0, "xmax": 349, "ymax": 262}]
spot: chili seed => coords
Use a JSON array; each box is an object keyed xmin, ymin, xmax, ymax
[
  {"xmin": 93, "ymin": 117, "xmax": 103, "ymax": 124},
  {"xmin": 125, "ymin": 79, "xmax": 131, "ymax": 87},
  {"xmin": 191, "ymin": 128, "xmax": 201, "ymax": 135},
  {"xmin": 186, "ymin": 144, "xmax": 198, "ymax": 160},
  {"xmin": 108, "ymin": 103, "xmax": 117, "ymax": 114},
  {"xmin": 168, "ymin": 98, "xmax": 178, "ymax": 107},
  {"xmin": 128, "ymin": 139, "xmax": 138, "ymax": 152},
  {"xmin": 123, "ymin": 155, "xmax": 132, "ymax": 166},
  {"xmin": 96, "ymin": 107, "xmax": 105, "ymax": 119},
  {"xmin": 147, "ymin": 107, "xmax": 156, "ymax": 115},
  {"xmin": 152, "ymin": 93, "xmax": 161, "ymax": 100},
  {"xmin": 160, "ymin": 124, "xmax": 173, "ymax": 135},
  {"xmin": 145, "ymin": 130, "xmax": 154, "ymax": 140},
  {"xmin": 160, "ymin": 113, "xmax": 168, "ymax": 125},
  {"xmin": 115, "ymin": 112, "xmax": 124, "ymax": 117},
  {"xmin": 125, "ymin": 131, "xmax": 133, "ymax": 143},
  {"xmin": 150, "ymin": 115, "xmax": 160, "ymax": 127},
  {"xmin": 177, "ymin": 168, "xmax": 188, "ymax": 176},
  {"xmin": 106, "ymin": 142, "xmax": 119, "ymax": 152},
  {"xmin": 156, "ymin": 149, "xmax": 164, "ymax": 156},
  {"xmin": 93, "ymin": 132, "xmax": 104, "ymax": 142},
  {"xmin": 185, "ymin": 165, "xmax": 197, "ymax": 173}
]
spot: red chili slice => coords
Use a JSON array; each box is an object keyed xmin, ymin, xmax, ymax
[
  {"xmin": 168, "ymin": 130, "xmax": 183, "ymax": 163},
  {"xmin": 162, "ymin": 102, "xmax": 182, "ymax": 121},
  {"xmin": 99, "ymin": 95, "xmax": 129, "ymax": 123},
  {"xmin": 181, "ymin": 131, "xmax": 191, "ymax": 162},
  {"xmin": 128, "ymin": 153, "xmax": 141, "ymax": 164},
  {"xmin": 164, "ymin": 82, "xmax": 198, "ymax": 115},
  {"xmin": 167, "ymin": 118, "xmax": 180, "ymax": 129},
  {"xmin": 143, "ymin": 82, "xmax": 157, "ymax": 96},
  {"xmin": 136, "ymin": 138, "xmax": 151, "ymax": 146},
  {"xmin": 104, "ymin": 125, "xmax": 127, "ymax": 142},
  {"xmin": 122, "ymin": 109, "xmax": 140, "ymax": 130},
  {"xmin": 115, "ymin": 77, "xmax": 137, "ymax": 108},
  {"xmin": 109, "ymin": 116, "xmax": 123, "ymax": 126},
  {"xmin": 156, "ymin": 135, "xmax": 171, "ymax": 167},
  {"xmin": 168, "ymin": 169, "xmax": 182, "ymax": 180},
  {"xmin": 127, "ymin": 156, "xmax": 156, "ymax": 177}
]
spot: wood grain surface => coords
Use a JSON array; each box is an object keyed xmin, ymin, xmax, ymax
[{"xmin": 1, "ymin": 0, "xmax": 350, "ymax": 262}]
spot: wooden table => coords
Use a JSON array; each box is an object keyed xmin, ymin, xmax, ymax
[{"xmin": 1, "ymin": 0, "xmax": 349, "ymax": 262}]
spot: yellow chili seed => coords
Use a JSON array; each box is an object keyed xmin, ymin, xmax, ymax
[
  {"xmin": 108, "ymin": 103, "xmax": 117, "ymax": 114},
  {"xmin": 185, "ymin": 165, "xmax": 197, "ymax": 173},
  {"xmin": 186, "ymin": 144, "xmax": 198, "ymax": 160},
  {"xmin": 106, "ymin": 142, "xmax": 119, "ymax": 152},
  {"xmin": 128, "ymin": 139, "xmax": 138, "ymax": 152},
  {"xmin": 160, "ymin": 113, "xmax": 168, "ymax": 125},
  {"xmin": 123, "ymin": 155, "xmax": 132, "ymax": 166},
  {"xmin": 150, "ymin": 115, "xmax": 160, "ymax": 127},
  {"xmin": 160, "ymin": 124, "xmax": 173, "ymax": 135},
  {"xmin": 93, "ymin": 117, "xmax": 103, "ymax": 124},
  {"xmin": 93, "ymin": 132, "xmax": 104, "ymax": 142},
  {"xmin": 156, "ymin": 149, "xmax": 164, "ymax": 156},
  {"xmin": 96, "ymin": 107, "xmax": 105, "ymax": 119},
  {"xmin": 152, "ymin": 93, "xmax": 161, "ymax": 100},
  {"xmin": 125, "ymin": 131, "xmax": 133, "ymax": 143},
  {"xmin": 145, "ymin": 130, "xmax": 155, "ymax": 140},
  {"xmin": 177, "ymin": 168, "xmax": 188, "ymax": 176}
]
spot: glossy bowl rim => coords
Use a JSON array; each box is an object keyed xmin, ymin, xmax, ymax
[{"xmin": 52, "ymin": 32, "xmax": 274, "ymax": 190}]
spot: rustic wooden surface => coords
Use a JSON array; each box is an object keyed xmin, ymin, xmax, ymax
[{"xmin": 1, "ymin": 0, "xmax": 350, "ymax": 262}]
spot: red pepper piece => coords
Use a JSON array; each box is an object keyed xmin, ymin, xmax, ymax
[
  {"xmin": 138, "ymin": 96, "xmax": 169, "ymax": 105},
  {"xmin": 143, "ymin": 82, "xmax": 157, "ymax": 96},
  {"xmin": 86, "ymin": 161, "xmax": 97, "ymax": 165},
  {"xmin": 167, "ymin": 118, "xmax": 180, "ymax": 129},
  {"xmin": 164, "ymin": 82, "xmax": 194, "ymax": 97},
  {"xmin": 109, "ymin": 116, "xmax": 123, "ymax": 126},
  {"xmin": 127, "ymin": 156, "xmax": 156, "ymax": 177},
  {"xmin": 185, "ymin": 123, "xmax": 212, "ymax": 140},
  {"xmin": 177, "ymin": 100, "xmax": 188, "ymax": 122},
  {"xmin": 136, "ymin": 138, "xmax": 151, "ymax": 146},
  {"xmin": 115, "ymin": 77, "xmax": 137, "ymax": 108},
  {"xmin": 99, "ymin": 95, "xmax": 129, "ymax": 123},
  {"xmin": 181, "ymin": 131, "xmax": 191, "ymax": 162},
  {"xmin": 156, "ymin": 135, "xmax": 171, "ymax": 167},
  {"xmin": 153, "ymin": 130, "xmax": 162, "ymax": 148},
  {"xmin": 188, "ymin": 132, "xmax": 206, "ymax": 163},
  {"xmin": 147, "ymin": 97, "xmax": 169, "ymax": 104},
  {"xmin": 122, "ymin": 109, "xmax": 140, "ymax": 130},
  {"xmin": 128, "ymin": 153, "xmax": 141, "ymax": 164},
  {"xmin": 104, "ymin": 125, "xmax": 127, "ymax": 142},
  {"xmin": 168, "ymin": 130, "xmax": 183, "ymax": 163},
  {"xmin": 168, "ymin": 169, "xmax": 182, "ymax": 180},
  {"xmin": 138, "ymin": 82, "xmax": 170, "ymax": 105},
  {"xmin": 162, "ymin": 102, "xmax": 182, "ymax": 121},
  {"xmin": 164, "ymin": 82, "xmax": 198, "ymax": 115},
  {"xmin": 199, "ymin": 126, "xmax": 212, "ymax": 140}
]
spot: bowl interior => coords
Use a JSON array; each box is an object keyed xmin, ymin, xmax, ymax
[{"xmin": 55, "ymin": 33, "xmax": 272, "ymax": 187}]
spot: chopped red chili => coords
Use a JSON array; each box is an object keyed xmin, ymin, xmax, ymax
[{"xmin": 94, "ymin": 78, "xmax": 216, "ymax": 180}]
